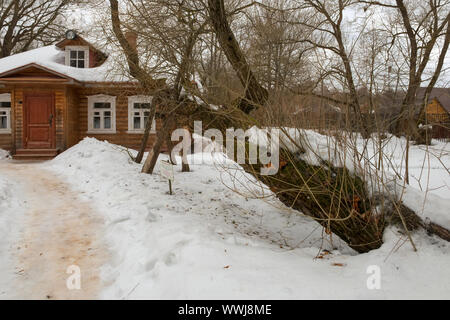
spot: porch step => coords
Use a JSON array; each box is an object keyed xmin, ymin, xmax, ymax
[{"xmin": 13, "ymin": 149, "xmax": 59, "ymax": 160}]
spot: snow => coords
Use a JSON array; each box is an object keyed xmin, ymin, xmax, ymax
[
  {"xmin": 0, "ymin": 149, "xmax": 10, "ymax": 160},
  {"xmin": 0, "ymin": 172, "xmax": 26, "ymax": 297},
  {"xmin": 402, "ymin": 186, "xmax": 450, "ymax": 230},
  {"xmin": 179, "ymin": 87, "xmax": 221, "ymax": 111},
  {"xmin": 0, "ymin": 45, "xmax": 129, "ymax": 83},
  {"xmin": 0, "ymin": 133, "xmax": 449, "ymax": 299},
  {"xmin": 37, "ymin": 137, "xmax": 450, "ymax": 299},
  {"xmin": 45, "ymin": 138, "xmax": 350, "ymax": 298}
]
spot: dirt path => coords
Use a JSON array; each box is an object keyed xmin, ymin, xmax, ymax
[{"xmin": 0, "ymin": 161, "xmax": 108, "ymax": 299}]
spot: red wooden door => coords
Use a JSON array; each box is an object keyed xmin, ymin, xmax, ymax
[{"xmin": 24, "ymin": 93, "xmax": 55, "ymax": 149}]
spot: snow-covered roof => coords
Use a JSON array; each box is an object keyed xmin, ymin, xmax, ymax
[{"xmin": 0, "ymin": 45, "xmax": 132, "ymax": 83}]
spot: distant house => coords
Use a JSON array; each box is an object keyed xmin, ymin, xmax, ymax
[
  {"xmin": 0, "ymin": 31, "xmax": 165, "ymax": 159},
  {"xmin": 416, "ymin": 88, "xmax": 450, "ymax": 123},
  {"xmin": 354, "ymin": 88, "xmax": 450, "ymax": 135},
  {"xmin": 416, "ymin": 88, "xmax": 450, "ymax": 140}
]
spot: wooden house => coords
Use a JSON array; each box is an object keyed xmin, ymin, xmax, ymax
[
  {"xmin": 416, "ymin": 88, "xmax": 450, "ymax": 123},
  {"xmin": 416, "ymin": 88, "xmax": 450, "ymax": 140},
  {"xmin": 0, "ymin": 31, "xmax": 165, "ymax": 159}
]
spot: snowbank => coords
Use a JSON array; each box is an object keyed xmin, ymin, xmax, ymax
[
  {"xmin": 401, "ymin": 185, "xmax": 450, "ymax": 229},
  {"xmin": 247, "ymin": 127, "xmax": 450, "ymax": 228},
  {"xmin": 0, "ymin": 149, "xmax": 10, "ymax": 160},
  {"xmin": 45, "ymin": 137, "xmax": 450, "ymax": 299}
]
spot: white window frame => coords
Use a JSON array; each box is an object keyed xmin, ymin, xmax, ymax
[
  {"xmin": 87, "ymin": 94, "xmax": 116, "ymax": 134},
  {"xmin": 0, "ymin": 93, "xmax": 11, "ymax": 134},
  {"xmin": 65, "ymin": 45, "xmax": 89, "ymax": 68},
  {"xmin": 127, "ymin": 95, "xmax": 156, "ymax": 134}
]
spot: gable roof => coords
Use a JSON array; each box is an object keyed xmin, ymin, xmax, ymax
[
  {"xmin": 0, "ymin": 63, "xmax": 78, "ymax": 83},
  {"xmin": 417, "ymin": 87, "xmax": 450, "ymax": 114},
  {"xmin": 0, "ymin": 45, "xmax": 132, "ymax": 83},
  {"xmin": 56, "ymin": 34, "xmax": 100, "ymax": 51}
]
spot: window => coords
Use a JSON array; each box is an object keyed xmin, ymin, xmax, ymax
[
  {"xmin": 70, "ymin": 50, "xmax": 85, "ymax": 68},
  {"xmin": 127, "ymin": 96, "xmax": 155, "ymax": 133},
  {"xmin": 65, "ymin": 46, "xmax": 89, "ymax": 68},
  {"xmin": 0, "ymin": 93, "xmax": 11, "ymax": 134},
  {"xmin": 87, "ymin": 95, "xmax": 116, "ymax": 133}
]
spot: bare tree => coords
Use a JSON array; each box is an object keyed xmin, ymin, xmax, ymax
[
  {"xmin": 360, "ymin": 0, "xmax": 450, "ymax": 136},
  {"xmin": 244, "ymin": 0, "xmax": 310, "ymax": 92},
  {"xmin": 0, "ymin": 0, "xmax": 75, "ymax": 58},
  {"xmin": 207, "ymin": 0, "xmax": 450, "ymax": 252},
  {"xmin": 110, "ymin": 0, "xmax": 208, "ymax": 172},
  {"xmin": 288, "ymin": 0, "xmax": 371, "ymax": 136},
  {"xmin": 207, "ymin": 0, "xmax": 269, "ymax": 113},
  {"xmin": 107, "ymin": 0, "xmax": 450, "ymax": 252}
]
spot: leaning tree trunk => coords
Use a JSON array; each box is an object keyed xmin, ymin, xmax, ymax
[
  {"xmin": 142, "ymin": 116, "xmax": 175, "ymax": 174},
  {"xmin": 138, "ymin": 19, "xmax": 206, "ymax": 174},
  {"xmin": 111, "ymin": 0, "xmax": 174, "ymax": 168},
  {"xmin": 207, "ymin": 0, "xmax": 268, "ymax": 113}
]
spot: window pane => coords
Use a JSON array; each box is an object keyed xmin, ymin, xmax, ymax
[
  {"xmin": 70, "ymin": 60, "xmax": 77, "ymax": 67},
  {"xmin": 0, "ymin": 102, "xmax": 10, "ymax": 108},
  {"xmin": 78, "ymin": 60, "xmax": 85, "ymax": 68},
  {"xmin": 133, "ymin": 116, "xmax": 141, "ymax": 129},
  {"xmin": 134, "ymin": 103, "xmax": 151, "ymax": 109},
  {"xmin": 0, "ymin": 116, "xmax": 6, "ymax": 129},
  {"xmin": 70, "ymin": 51, "xmax": 77, "ymax": 59},
  {"xmin": 94, "ymin": 102, "xmax": 111, "ymax": 109},
  {"xmin": 143, "ymin": 112, "xmax": 150, "ymax": 126},
  {"xmin": 78, "ymin": 51, "xmax": 85, "ymax": 59},
  {"xmin": 104, "ymin": 111, "xmax": 111, "ymax": 116},
  {"xmin": 104, "ymin": 116, "xmax": 111, "ymax": 129},
  {"xmin": 93, "ymin": 116, "xmax": 101, "ymax": 129}
]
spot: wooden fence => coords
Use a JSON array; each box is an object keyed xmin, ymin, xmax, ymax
[{"xmin": 431, "ymin": 122, "xmax": 450, "ymax": 141}]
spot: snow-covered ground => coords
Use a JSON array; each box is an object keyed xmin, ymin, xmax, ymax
[
  {"xmin": 270, "ymin": 129, "xmax": 450, "ymax": 227},
  {"xmin": 0, "ymin": 149, "xmax": 10, "ymax": 160},
  {"xmin": 0, "ymin": 134, "xmax": 449, "ymax": 299},
  {"xmin": 0, "ymin": 174, "xmax": 26, "ymax": 296}
]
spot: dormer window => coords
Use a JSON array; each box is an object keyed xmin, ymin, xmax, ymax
[
  {"xmin": 70, "ymin": 50, "xmax": 85, "ymax": 68},
  {"xmin": 65, "ymin": 46, "xmax": 89, "ymax": 68}
]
